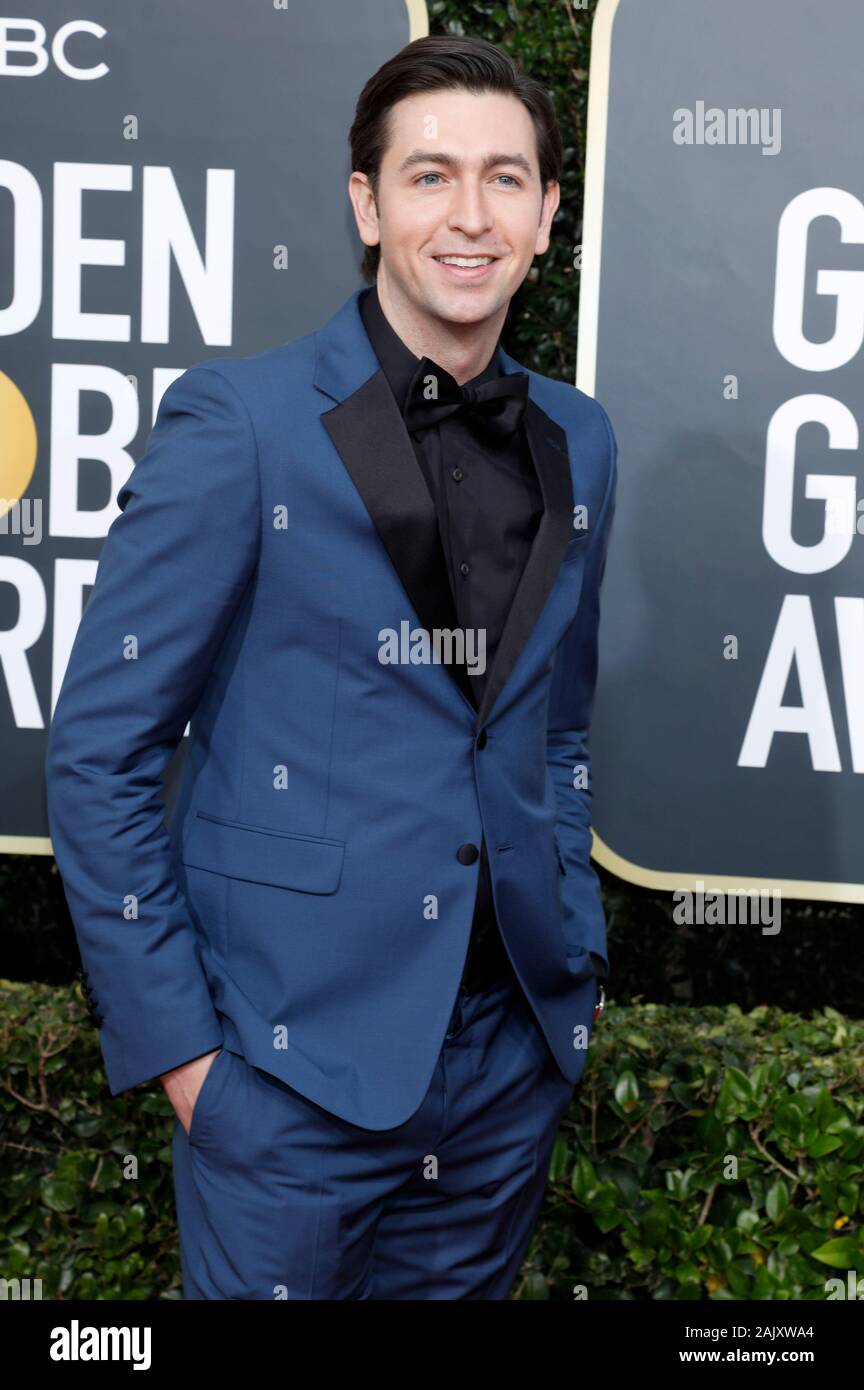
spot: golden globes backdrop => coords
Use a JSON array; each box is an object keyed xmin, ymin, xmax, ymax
[
  {"xmin": 578, "ymin": 0, "xmax": 864, "ymax": 904},
  {"xmin": 0, "ymin": 0, "xmax": 428, "ymax": 853}
]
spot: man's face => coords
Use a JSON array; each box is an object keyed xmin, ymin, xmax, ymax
[{"xmin": 351, "ymin": 88, "xmax": 559, "ymax": 328}]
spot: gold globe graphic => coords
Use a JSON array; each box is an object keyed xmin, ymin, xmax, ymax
[{"xmin": 0, "ymin": 372, "xmax": 37, "ymax": 519}]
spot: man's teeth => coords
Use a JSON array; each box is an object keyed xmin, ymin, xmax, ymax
[{"xmin": 435, "ymin": 256, "xmax": 494, "ymax": 267}]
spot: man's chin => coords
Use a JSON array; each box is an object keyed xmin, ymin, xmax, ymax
[{"xmin": 419, "ymin": 284, "xmax": 510, "ymax": 329}]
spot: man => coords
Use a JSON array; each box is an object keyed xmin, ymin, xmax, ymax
[{"xmin": 45, "ymin": 34, "xmax": 617, "ymax": 1300}]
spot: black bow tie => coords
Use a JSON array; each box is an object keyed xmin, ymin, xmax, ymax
[{"xmin": 403, "ymin": 357, "xmax": 529, "ymax": 438}]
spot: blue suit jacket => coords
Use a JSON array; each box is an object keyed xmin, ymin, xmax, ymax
[{"xmin": 45, "ymin": 288, "xmax": 618, "ymax": 1129}]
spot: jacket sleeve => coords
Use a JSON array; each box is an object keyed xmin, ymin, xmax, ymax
[
  {"xmin": 45, "ymin": 364, "xmax": 261, "ymax": 1096},
  {"xmin": 546, "ymin": 402, "xmax": 618, "ymax": 984}
]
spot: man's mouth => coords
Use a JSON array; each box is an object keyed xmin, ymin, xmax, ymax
[
  {"xmin": 433, "ymin": 255, "xmax": 497, "ymax": 267},
  {"xmin": 431, "ymin": 254, "xmax": 501, "ymax": 281}
]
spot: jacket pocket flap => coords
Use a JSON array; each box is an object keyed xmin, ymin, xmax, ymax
[{"xmin": 181, "ymin": 811, "xmax": 345, "ymax": 894}]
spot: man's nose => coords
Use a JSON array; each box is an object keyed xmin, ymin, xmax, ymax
[{"xmin": 446, "ymin": 181, "xmax": 494, "ymax": 239}]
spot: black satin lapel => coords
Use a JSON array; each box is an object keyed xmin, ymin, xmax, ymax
[
  {"xmin": 475, "ymin": 400, "xmax": 575, "ymax": 730},
  {"xmin": 321, "ymin": 369, "xmax": 477, "ymax": 712}
]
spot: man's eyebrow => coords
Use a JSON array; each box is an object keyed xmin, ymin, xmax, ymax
[{"xmin": 396, "ymin": 150, "xmax": 535, "ymax": 177}]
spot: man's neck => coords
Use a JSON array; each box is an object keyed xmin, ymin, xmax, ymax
[{"xmin": 375, "ymin": 272, "xmax": 507, "ymax": 386}]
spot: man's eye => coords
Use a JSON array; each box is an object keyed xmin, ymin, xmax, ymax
[
  {"xmin": 416, "ymin": 173, "xmax": 442, "ymax": 186},
  {"xmin": 495, "ymin": 175, "xmax": 519, "ymax": 187}
]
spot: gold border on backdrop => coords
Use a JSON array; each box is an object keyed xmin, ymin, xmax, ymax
[
  {"xmin": 576, "ymin": 0, "xmax": 864, "ymax": 904},
  {"xmin": 406, "ymin": 0, "xmax": 429, "ymax": 39},
  {"xmin": 576, "ymin": 0, "xmax": 619, "ymax": 399},
  {"xmin": 5, "ymin": 0, "xmax": 431, "ymax": 860},
  {"xmin": 1, "ymin": 834, "xmax": 48, "ymax": 854}
]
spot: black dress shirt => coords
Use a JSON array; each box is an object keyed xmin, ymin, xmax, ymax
[{"xmin": 359, "ymin": 285, "xmax": 606, "ymax": 993}]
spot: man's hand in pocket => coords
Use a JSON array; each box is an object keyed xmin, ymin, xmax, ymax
[{"xmin": 160, "ymin": 1048, "xmax": 223, "ymax": 1136}]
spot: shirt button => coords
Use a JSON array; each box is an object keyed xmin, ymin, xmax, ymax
[
  {"xmin": 459, "ymin": 561, "xmax": 470, "ymax": 577},
  {"xmin": 457, "ymin": 843, "xmax": 479, "ymax": 865},
  {"xmin": 451, "ymin": 467, "xmax": 464, "ymax": 482}
]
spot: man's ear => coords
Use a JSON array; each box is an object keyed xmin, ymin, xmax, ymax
[
  {"xmin": 348, "ymin": 172, "xmax": 381, "ymax": 252},
  {"xmin": 534, "ymin": 179, "xmax": 561, "ymax": 257}
]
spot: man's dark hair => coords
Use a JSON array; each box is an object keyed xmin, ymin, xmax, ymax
[{"xmin": 349, "ymin": 35, "xmax": 563, "ymax": 283}]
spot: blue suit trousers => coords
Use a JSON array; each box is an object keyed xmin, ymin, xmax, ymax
[{"xmin": 171, "ymin": 974, "xmax": 590, "ymax": 1299}]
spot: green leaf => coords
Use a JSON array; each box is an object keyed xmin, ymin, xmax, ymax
[
  {"xmin": 614, "ymin": 1070, "xmax": 639, "ymax": 1109},
  {"xmin": 810, "ymin": 1237, "xmax": 859, "ymax": 1269},
  {"xmin": 39, "ymin": 1178, "xmax": 80, "ymax": 1214},
  {"xmin": 808, "ymin": 1135, "xmax": 842, "ymax": 1157},
  {"xmin": 766, "ymin": 1180, "xmax": 789, "ymax": 1222}
]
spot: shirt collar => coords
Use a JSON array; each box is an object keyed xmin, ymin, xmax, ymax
[{"xmin": 359, "ymin": 283, "xmax": 503, "ymax": 418}]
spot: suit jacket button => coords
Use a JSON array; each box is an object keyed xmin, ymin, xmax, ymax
[
  {"xmin": 457, "ymin": 843, "xmax": 479, "ymax": 865},
  {"xmin": 476, "ymin": 730, "xmax": 487, "ymax": 749}
]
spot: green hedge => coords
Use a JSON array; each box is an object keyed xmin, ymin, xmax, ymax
[
  {"xmin": 527, "ymin": 997, "xmax": 864, "ymax": 1299},
  {"xmin": 2, "ymin": 980, "xmax": 862, "ymax": 1300}
]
